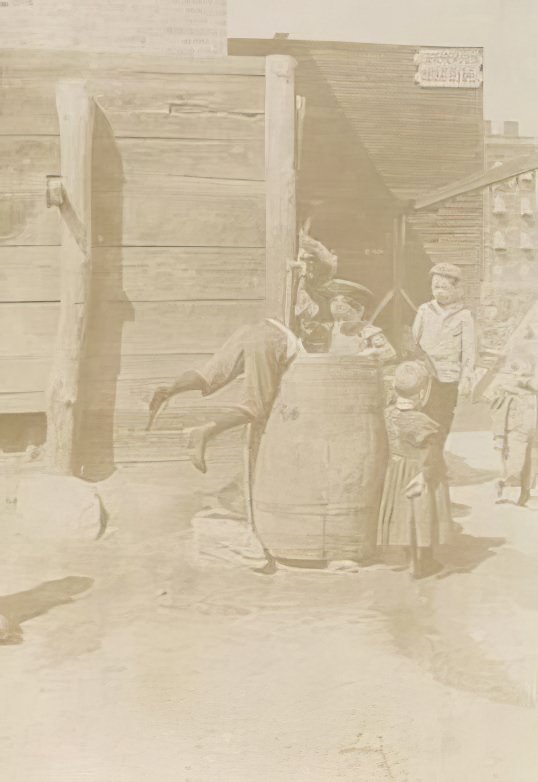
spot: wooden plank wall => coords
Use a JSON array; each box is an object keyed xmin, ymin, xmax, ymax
[
  {"xmin": 229, "ymin": 39, "xmax": 484, "ymax": 325},
  {"xmin": 0, "ymin": 51, "xmax": 268, "ymax": 475},
  {"xmin": 0, "ymin": 120, "xmax": 61, "ymax": 415}
]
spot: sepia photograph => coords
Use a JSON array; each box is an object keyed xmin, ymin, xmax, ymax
[{"xmin": 0, "ymin": 1, "xmax": 537, "ymax": 779}]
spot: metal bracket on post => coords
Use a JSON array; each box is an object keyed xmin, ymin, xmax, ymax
[{"xmin": 46, "ymin": 175, "xmax": 64, "ymax": 208}]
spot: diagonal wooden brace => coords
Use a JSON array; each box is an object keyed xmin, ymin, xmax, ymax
[{"xmin": 46, "ymin": 175, "xmax": 88, "ymax": 255}]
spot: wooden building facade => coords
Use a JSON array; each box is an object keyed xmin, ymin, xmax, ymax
[
  {"xmin": 0, "ymin": 50, "xmax": 295, "ymax": 477},
  {"xmin": 0, "ymin": 41, "xmax": 485, "ymax": 475}
]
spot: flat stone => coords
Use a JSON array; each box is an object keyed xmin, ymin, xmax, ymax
[{"xmin": 11, "ymin": 473, "xmax": 106, "ymax": 541}]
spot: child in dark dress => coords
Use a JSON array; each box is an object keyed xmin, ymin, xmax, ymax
[{"xmin": 377, "ymin": 361, "xmax": 453, "ymax": 578}]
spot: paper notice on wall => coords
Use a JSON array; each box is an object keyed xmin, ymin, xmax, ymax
[{"xmin": 414, "ymin": 48, "xmax": 483, "ymax": 88}]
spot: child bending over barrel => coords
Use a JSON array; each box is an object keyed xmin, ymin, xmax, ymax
[
  {"xmin": 147, "ymin": 280, "xmax": 374, "ymax": 473},
  {"xmin": 147, "ymin": 226, "xmax": 382, "ymax": 473},
  {"xmin": 490, "ymin": 353, "xmax": 538, "ymax": 507},
  {"xmin": 377, "ymin": 361, "xmax": 453, "ymax": 579}
]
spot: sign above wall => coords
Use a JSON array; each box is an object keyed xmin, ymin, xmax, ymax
[{"xmin": 414, "ymin": 48, "xmax": 483, "ymax": 88}]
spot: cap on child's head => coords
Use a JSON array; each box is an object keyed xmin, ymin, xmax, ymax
[
  {"xmin": 394, "ymin": 361, "xmax": 430, "ymax": 398},
  {"xmin": 321, "ymin": 278, "xmax": 373, "ymax": 306},
  {"xmin": 430, "ymin": 262, "xmax": 462, "ymax": 282}
]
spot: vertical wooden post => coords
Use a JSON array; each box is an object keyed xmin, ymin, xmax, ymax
[
  {"xmin": 45, "ymin": 81, "xmax": 95, "ymax": 474},
  {"xmin": 392, "ymin": 213, "xmax": 406, "ymax": 348},
  {"xmin": 265, "ymin": 55, "xmax": 297, "ymax": 324}
]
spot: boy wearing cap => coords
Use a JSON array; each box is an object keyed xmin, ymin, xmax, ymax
[
  {"xmin": 411, "ymin": 262, "xmax": 476, "ymax": 441},
  {"xmin": 319, "ymin": 278, "xmax": 374, "ymax": 355}
]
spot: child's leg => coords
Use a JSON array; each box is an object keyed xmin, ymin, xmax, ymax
[
  {"xmin": 517, "ymin": 440, "xmax": 533, "ymax": 506},
  {"xmin": 186, "ymin": 323, "xmax": 288, "ymax": 473},
  {"xmin": 187, "ymin": 410, "xmax": 252, "ymax": 473},
  {"xmin": 150, "ymin": 325, "xmax": 253, "ymax": 414},
  {"xmin": 493, "ymin": 436, "xmax": 507, "ymax": 500}
]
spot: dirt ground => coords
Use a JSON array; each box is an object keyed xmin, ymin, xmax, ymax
[{"xmin": 1, "ymin": 431, "xmax": 538, "ymax": 782}]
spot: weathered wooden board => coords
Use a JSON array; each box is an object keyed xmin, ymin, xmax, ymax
[
  {"xmin": 93, "ymin": 176, "xmax": 266, "ymax": 247},
  {"xmin": 0, "ymin": 391, "xmax": 45, "ymax": 413},
  {"xmin": 107, "ymin": 111, "xmax": 265, "ymax": 141},
  {"xmin": 95, "ymin": 137, "xmax": 265, "ymax": 182},
  {"xmin": 0, "ymin": 74, "xmax": 265, "ymax": 139},
  {"xmin": 0, "ymin": 356, "xmax": 51, "ymax": 392},
  {"xmin": 94, "ymin": 75, "xmax": 265, "ymax": 118},
  {"xmin": 86, "ymin": 300, "xmax": 264, "ymax": 356},
  {"xmin": 0, "ymin": 194, "xmax": 60, "ymax": 245},
  {"xmin": 0, "ymin": 303, "xmax": 59, "ymax": 356},
  {"xmin": 0, "ymin": 136, "xmax": 60, "ymax": 191},
  {"xmin": 92, "ymin": 247, "xmax": 265, "ymax": 301},
  {"xmin": 83, "ymin": 352, "xmax": 214, "ymax": 380},
  {"xmin": 84, "ymin": 373, "xmax": 245, "ymax": 413},
  {"xmin": 79, "ymin": 415, "xmax": 244, "ymax": 464},
  {"xmin": 0, "ymin": 247, "xmax": 60, "ymax": 302}
]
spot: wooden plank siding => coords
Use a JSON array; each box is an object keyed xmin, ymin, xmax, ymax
[
  {"xmin": 0, "ymin": 51, "xmax": 269, "ymax": 474},
  {"xmin": 92, "ymin": 248, "xmax": 265, "ymax": 302}
]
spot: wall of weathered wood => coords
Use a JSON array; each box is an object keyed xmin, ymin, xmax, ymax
[
  {"xmin": 229, "ymin": 39, "xmax": 484, "ymax": 330},
  {"xmin": 0, "ymin": 51, "xmax": 270, "ymax": 476}
]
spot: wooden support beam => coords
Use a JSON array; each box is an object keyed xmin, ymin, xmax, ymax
[
  {"xmin": 295, "ymin": 95, "xmax": 306, "ymax": 172},
  {"xmin": 45, "ymin": 81, "xmax": 95, "ymax": 474},
  {"xmin": 392, "ymin": 214, "xmax": 407, "ymax": 347},
  {"xmin": 265, "ymin": 54, "xmax": 297, "ymax": 325},
  {"xmin": 414, "ymin": 153, "xmax": 538, "ymax": 211},
  {"xmin": 400, "ymin": 288, "xmax": 418, "ymax": 314}
]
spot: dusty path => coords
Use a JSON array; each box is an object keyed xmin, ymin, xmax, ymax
[{"xmin": 1, "ymin": 433, "xmax": 538, "ymax": 781}]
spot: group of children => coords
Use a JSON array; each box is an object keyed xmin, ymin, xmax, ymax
[{"xmin": 148, "ymin": 225, "xmax": 537, "ymax": 579}]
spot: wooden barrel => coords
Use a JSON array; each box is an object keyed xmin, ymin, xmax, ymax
[{"xmin": 252, "ymin": 354, "xmax": 387, "ymax": 562}]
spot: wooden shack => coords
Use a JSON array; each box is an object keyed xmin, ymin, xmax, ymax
[
  {"xmin": 0, "ymin": 50, "xmax": 296, "ymax": 477},
  {"xmin": 229, "ymin": 39, "xmax": 485, "ymax": 335}
]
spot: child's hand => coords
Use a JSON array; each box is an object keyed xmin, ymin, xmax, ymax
[
  {"xmin": 287, "ymin": 258, "xmax": 307, "ymax": 276},
  {"xmin": 405, "ymin": 473, "xmax": 425, "ymax": 499}
]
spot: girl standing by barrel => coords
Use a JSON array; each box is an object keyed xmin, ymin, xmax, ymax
[{"xmin": 377, "ymin": 361, "xmax": 453, "ymax": 578}]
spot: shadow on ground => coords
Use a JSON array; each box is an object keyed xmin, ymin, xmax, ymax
[
  {"xmin": 438, "ymin": 522, "xmax": 505, "ymax": 578},
  {"xmin": 0, "ymin": 576, "xmax": 94, "ymax": 645},
  {"xmin": 445, "ymin": 452, "xmax": 497, "ymax": 486}
]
